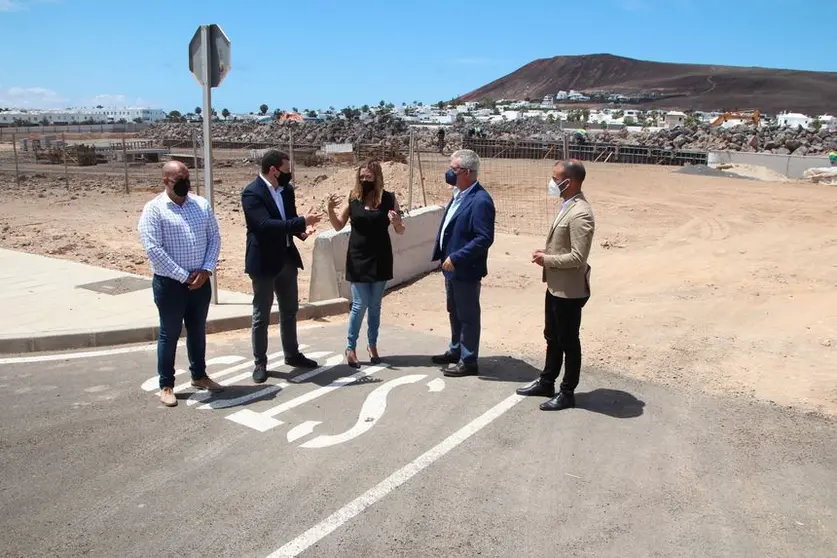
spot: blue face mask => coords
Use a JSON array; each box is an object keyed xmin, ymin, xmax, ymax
[{"xmin": 445, "ymin": 168, "xmax": 458, "ymax": 186}]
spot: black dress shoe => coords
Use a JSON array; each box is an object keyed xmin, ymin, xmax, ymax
[
  {"xmin": 252, "ymin": 364, "xmax": 268, "ymax": 384},
  {"xmin": 443, "ymin": 362, "xmax": 479, "ymax": 377},
  {"xmin": 285, "ymin": 353, "xmax": 318, "ymax": 368},
  {"xmin": 516, "ymin": 379, "xmax": 555, "ymax": 397},
  {"xmin": 540, "ymin": 392, "xmax": 576, "ymax": 411},
  {"xmin": 432, "ymin": 352, "xmax": 460, "ymax": 365}
]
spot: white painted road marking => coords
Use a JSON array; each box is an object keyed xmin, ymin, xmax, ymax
[
  {"xmin": 265, "ymin": 393, "xmax": 525, "ymax": 557},
  {"xmin": 186, "ymin": 345, "xmax": 331, "ymax": 409},
  {"xmin": 286, "ymin": 421, "xmax": 321, "ymax": 443},
  {"xmin": 1, "ymin": 323, "xmax": 325, "ymax": 366},
  {"xmin": 427, "ymin": 378, "xmax": 445, "ymax": 392},
  {"xmin": 225, "ymin": 360, "xmax": 386, "ymax": 432},
  {"xmin": 0, "ymin": 343, "xmax": 161, "ymax": 365},
  {"xmin": 299, "ymin": 374, "xmax": 427, "ymax": 449},
  {"xmin": 141, "ymin": 356, "xmax": 246, "ymax": 392},
  {"xmin": 169, "ymin": 346, "xmax": 307, "ymax": 395}
]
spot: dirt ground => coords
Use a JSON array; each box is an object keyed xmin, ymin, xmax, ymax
[{"xmin": 1, "ymin": 155, "xmax": 836, "ymax": 418}]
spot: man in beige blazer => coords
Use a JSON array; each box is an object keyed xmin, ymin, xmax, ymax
[{"xmin": 516, "ymin": 159, "xmax": 595, "ymax": 411}]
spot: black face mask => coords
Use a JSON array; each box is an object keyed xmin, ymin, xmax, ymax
[
  {"xmin": 361, "ymin": 180, "xmax": 375, "ymax": 195},
  {"xmin": 277, "ymin": 171, "xmax": 292, "ymax": 187},
  {"xmin": 172, "ymin": 178, "xmax": 190, "ymax": 197}
]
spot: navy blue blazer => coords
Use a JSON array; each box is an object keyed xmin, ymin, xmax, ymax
[
  {"xmin": 241, "ymin": 176, "xmax": 306, "ymax": 276},
  {"xmin": 432, "ymin": 182, "xmax": 496, "ymax": 282}
]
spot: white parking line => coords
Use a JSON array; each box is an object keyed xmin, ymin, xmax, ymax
[
  {"xmin": 265, "ymin": 393, "xmax": 525, "ymax": 557},
  {"xmin": 0, "ymin": 343, "xmax": 160, "ymax": 365},
  {"xmin": 0, "ymin": 323, "xmax": 324, "ymax": 365}
]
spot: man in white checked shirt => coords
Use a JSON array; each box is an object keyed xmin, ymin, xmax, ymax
[{"xmin": 138, "ymin": 161, "xmax": 224, "ymax": 407}]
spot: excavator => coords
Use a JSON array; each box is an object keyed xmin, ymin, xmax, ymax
[{"xmin": 710, "ymin": 110, "xmax": 760, "ymax": 127}]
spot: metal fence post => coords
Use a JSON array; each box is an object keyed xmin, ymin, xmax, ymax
[
  {"xmin": 289, "ymin": 129, "xmax": 295, "ymax": 181},
  {"xmin": 62, "ymin": 133, "xmax": 69, "ymax": 190},
  {"xmin": 407, "ymin": 128, "xmax": 415, "ymax": 212},
  {"xmin": 121, "ymin": 134, "xmax": 129, "ymax": 193},
  {"xmin": 12, "ymin": 132, "xmax": 20, "ymax": 188}
]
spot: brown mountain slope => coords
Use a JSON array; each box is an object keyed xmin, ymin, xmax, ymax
[{"xmin": 459, "ymin": 54, "xmax": 837, "ymax": 114}]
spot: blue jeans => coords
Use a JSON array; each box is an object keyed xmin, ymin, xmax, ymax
[
  {"xmin": 152, "ymin": 274, "xmax": 211, "ymax": 389},
  {"xmin": 445, "ymin": 278, "xmax": 481, "ymax": 365},
  {"xmin": 347, "ymin": 281, "xmax": 387, "ymax": 351}
]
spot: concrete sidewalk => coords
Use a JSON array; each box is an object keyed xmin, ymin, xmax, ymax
[{"xmin": 0, "ymin": 249, "xmax": 348, "ymax": 354}]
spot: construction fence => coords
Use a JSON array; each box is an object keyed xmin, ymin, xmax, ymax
[{"xmin": 0, "ymin": 128, "xmax": 708, "ymax": 237}]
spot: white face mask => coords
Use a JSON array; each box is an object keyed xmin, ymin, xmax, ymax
[{"xmin": 548, "ymin": 178, "xmax": 570, "ymax": 197}]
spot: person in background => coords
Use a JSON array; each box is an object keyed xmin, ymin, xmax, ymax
[
  {"xmin": 431, "ymin": 149, "xmax": 495, "ymax": 377},
  {"xmin": 327, "ymin": 159, "xmax": 405, "ymax": 368},
  {"xmin": 516, "ymin": 159, "xmax": 595, "ymax": 411},
  {"xmin": 138, "ymin": 160, "xmax": 223, "ymax": 407},
  {"xmin": 241, "ymin": 149, "xmax": 322, "ymax": 384}
]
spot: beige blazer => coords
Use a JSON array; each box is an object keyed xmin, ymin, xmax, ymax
[{"xmin": 542, "ymin": 193, "xmax": 595, "ymax": 299}]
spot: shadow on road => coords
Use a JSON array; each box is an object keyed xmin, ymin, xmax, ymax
[{"xmin": 574, "ymin": 388, "xmax": 645, "ymax": 419}]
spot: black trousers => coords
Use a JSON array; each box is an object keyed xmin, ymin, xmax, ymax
[
  {"xmin": 540, "ymin": 290, "xmax": 589, "ymax": 393},
  {"xmin": 249, "ymin": 261, "xmax": 300, "ymax": 366}
]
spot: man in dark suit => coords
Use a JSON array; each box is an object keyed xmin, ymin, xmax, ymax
[
  {"xmin": 432, "ymin": 149, "xmax": 496, "ymax": 377},
  {"xmin": 241, "ymin": 149, "xmax": 322, "ymax": 383}
]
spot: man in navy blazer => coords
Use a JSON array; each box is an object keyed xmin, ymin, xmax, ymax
[
  {"xmin": 241, "ymin": 149, "xmax": 322, "ymax": 383},
  {"xmin": 432, "ymin": 149, "xmax": 496, "ymax": 376}
]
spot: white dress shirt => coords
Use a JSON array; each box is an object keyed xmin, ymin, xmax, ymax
[
  {"xmin": 439, "ymin": 181, "xmax": 478, "ymax": 251},
  {"xmin": 260, "ymin": 174, "xmax": 290, "ymax": 247}
]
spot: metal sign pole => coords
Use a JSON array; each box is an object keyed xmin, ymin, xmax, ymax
[
  {"xmin": 192, "ymin": 127, "xmax": 201, "ymax": 195},
  {"xmin": 12, "ymin": 132, "xmax": 20, "ymax": 188},
  {"xmin": 199, "ymin": 25, "xmax": 218, "ymax": 305}
]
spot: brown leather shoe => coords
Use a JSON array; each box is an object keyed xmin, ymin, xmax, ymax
[
  {"xmin": 191, "ymin": 377, "xmax": 224, "ymax": 392},
  {"xmin": 160, "ymin": 387, "xmax": 177, "ymax": 407}
]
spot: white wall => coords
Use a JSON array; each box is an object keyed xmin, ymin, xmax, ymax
[{"xmin": 308, "ymin": 206, "xmax": 445, "ymax": 302}]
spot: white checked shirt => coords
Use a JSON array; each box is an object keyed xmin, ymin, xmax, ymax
[
  {"xmin": 439, "ymin": 181, "xmax": 477, "ymax": 251},
  {"xmin": 137, "ymin": 192, "xmax": 221, "ymax": 283}
]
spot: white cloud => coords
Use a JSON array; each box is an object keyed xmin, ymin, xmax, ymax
[
  {"xmin": 0, "ymin": 86, "xmax": 68, "ymax": 108},
  {"xmin": 0, "ymin": 0, "xmax": 59, "ymax": 12},
  {"xmin": 87, "ymin": 94, "xmax": 128, "ymax": 107}
]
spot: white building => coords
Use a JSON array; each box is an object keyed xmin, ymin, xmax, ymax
[
  {"xmin": 816, "ymin": 114, "xmax": 836, "ymax": 130},
  {"xmin": 665, "ymin": 111, "xmax": 686, "ymax": 128},
  {"xmin": 776, "ymin": 112, "xmax": 811, "ymax": 129},
  {"xmin": 0, "ymin": 107, "xmax": 166, "ymax": 126}
]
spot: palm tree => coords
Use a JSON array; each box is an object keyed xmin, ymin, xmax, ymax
[
  {"xmin": 195, "ymin": 107, "xmax": 202, "ymax": 116},
  {"xmin": 221, "ymin": 108, "xmax": 230, "ymax": 119},
  {"xmin": 259, "ymin": 104, "xmax": 268, "ymax": 115}
]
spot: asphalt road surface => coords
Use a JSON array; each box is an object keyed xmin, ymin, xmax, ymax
[{"xmin": 1, "ymin": 323, "xmax": 836, "ymax": 557}]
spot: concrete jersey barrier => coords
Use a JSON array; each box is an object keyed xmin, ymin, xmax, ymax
[
  {"xmin": 309, "ymin": 205, "xmax": 445, "ymax": 302},
  {"xmin": 708, "ymin": 150, "xmax": 831, "ymax": 179}
]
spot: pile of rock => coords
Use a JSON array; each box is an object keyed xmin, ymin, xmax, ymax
[
  {"xmin": 607, "ymin": 125, "xmax": 837, "ymax": 156},
  {"xmin": 140, "ymin": 117, "xmax": 837, "ymax": 156}
]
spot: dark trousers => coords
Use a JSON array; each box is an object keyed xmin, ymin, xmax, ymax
[
  {"xmin": 445, "ymin": 278, "xmax": 481, "ymax": 365},
  {"xmin": 250, "ymin": 262, "xmax": 300, "ymax": 366},
  {"xmin": 541, "ymin": 290, "xmax": 589, "ymax": 393},
  {"xmin": 152, "ymin": 274, "xmax": 211, "ymax": 389}
]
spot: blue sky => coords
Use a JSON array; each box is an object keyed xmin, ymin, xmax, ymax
[{"xmin": 0, "ymin": 0, "xmax": 833, "ymax": 113}]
